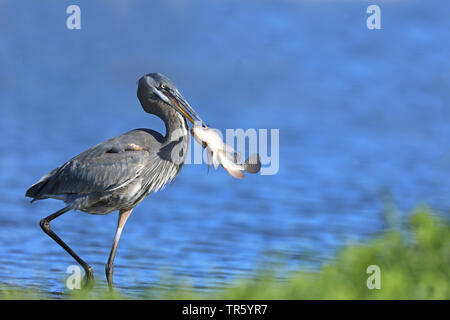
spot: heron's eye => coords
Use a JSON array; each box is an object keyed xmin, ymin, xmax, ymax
[{"xmin": 161, "ymin": 84, "xmax": 166, "ymax": 89}]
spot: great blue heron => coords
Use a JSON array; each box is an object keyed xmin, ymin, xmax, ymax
[{"xmin": 26, "ymin": 73, "xmax": 203, "ymax": 288}]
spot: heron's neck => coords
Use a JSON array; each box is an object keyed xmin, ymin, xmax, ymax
[
  {"xmin": 158, "ymin": 107, "xmax": 190, "ymax": 165},
  {"xmin": 139, "ymin": 96, "xmax": 190, "ymax": 143},
  {"xmin": 162, "ymin": 108, "xmax": 189, "ymax": 143}
]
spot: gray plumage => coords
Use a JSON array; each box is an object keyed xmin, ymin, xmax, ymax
[
  {"xmin": 26, "ymin": 73, "xmax": 196, "ymax": 215},
  {"xmin": 26, "ymin": 128, "xmax": 187, "ymax": 214},
  {"xmin": 26, "ymin": 72, "xmax": 204, "ymax": 288}
]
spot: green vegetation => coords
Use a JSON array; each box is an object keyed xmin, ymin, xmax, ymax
[{"xmin": 1, "ymin": 207, "xmax": 449, "ymax": 299}]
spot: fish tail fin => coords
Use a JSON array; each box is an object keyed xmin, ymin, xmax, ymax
[{"xmin": 243, "ymin": 154, "xmax": 261, "ymax": 174}]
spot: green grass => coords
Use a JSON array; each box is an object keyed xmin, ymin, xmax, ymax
[{"xmin": 1, "ymin": 207, "xmax": 449, "ymax": 299}]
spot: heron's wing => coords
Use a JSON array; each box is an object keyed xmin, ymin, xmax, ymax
[
  {"xmin": 51, "ymin": 152, "xmax": 149, "ymax": 195},
  {"xmin": 26, "ymin": 129, "xmax": 170, "ymax": 199},
  {"xmin": 26, "ymin": 148, "xmax": 152, "ymax": 199}
]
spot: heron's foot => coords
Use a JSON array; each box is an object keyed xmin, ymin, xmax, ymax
[
  {"xmin": 106, "ymin": 275, "xmax": 114, "ymax": 291},
  {"xmin": 82, "ymin": 266, "xmax": 95, "ymax": 289},
  {"xmin": 107, "ymin": 280, "xmax": 114, "ymax": 292},
  {"xmin": 105, "ymin": 264, "xmax": 115, "ymax": 291}
]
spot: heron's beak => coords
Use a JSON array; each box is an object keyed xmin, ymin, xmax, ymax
[
  {"xmin": 150, "ymin": 84, "xmax": 204, "ymax": 125},
  {"xmin": 164, "ymin": 89, "xmax": 203, "ymax": 125}
]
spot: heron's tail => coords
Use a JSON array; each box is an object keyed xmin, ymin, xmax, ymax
[
  {"xmin": 26, "ymin": 180, "xmax": 47, "ymax": 202},
  {"xmin": 25, "ymin": 168, "xmax": 58, "ymax": 201}
]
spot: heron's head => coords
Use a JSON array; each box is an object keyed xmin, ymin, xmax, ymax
[{"xmin": 137, "ymin": 73, "xmax": 203, "ymax": 125}]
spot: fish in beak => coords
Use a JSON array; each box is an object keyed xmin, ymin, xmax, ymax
[{"xmin": 191, "ymin": 124, "xmax": 261, "ymax": 179}]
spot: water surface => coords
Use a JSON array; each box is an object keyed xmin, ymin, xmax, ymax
[{"xmin": 0, "ymin": 0, "xmax": 449, "ymax": 297}]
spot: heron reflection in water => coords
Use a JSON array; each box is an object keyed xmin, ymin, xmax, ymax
[{"xmin": 26, "ymin": 73, "xmax": 204, "ymax": 288}]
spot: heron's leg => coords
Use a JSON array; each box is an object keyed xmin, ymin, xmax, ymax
[
  {"xmin": 105, "ymin": 208, "xmax": 133, "ymax": 289},
  {"xmin": 40, "ymin": 207, "xmax": 94, "ymax": 282}
]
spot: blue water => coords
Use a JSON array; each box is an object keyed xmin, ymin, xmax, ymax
[{"xmin": 0, "ymin": 0, "xmax": 449, "ymax": 297}]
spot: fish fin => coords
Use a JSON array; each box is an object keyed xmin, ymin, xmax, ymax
[
  {"xmin": 206, "ymin": 149, "xmax": 213, "ymax": 174},
  {"xmin": 232, "ymin": 151, "xmax": 241, "ymax": 162},
  {"xmin": 222, "ymin": 165, "xmax": 245, "ymax": 179},
  {"xmin": 243, "ymin": 154, "xmax": 261, "ymax": 174},
  {"xmin": 212, "ymin": 151, "xmax": 220, "ymax": 169}
]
